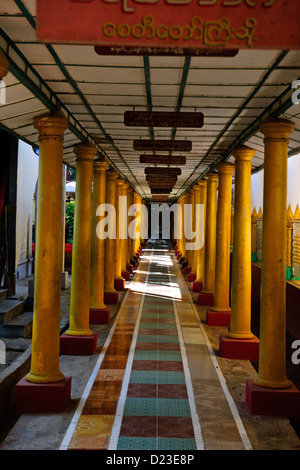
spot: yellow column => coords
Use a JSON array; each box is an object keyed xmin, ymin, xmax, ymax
[
  {"xmin": 141, "ymin": 198, "xmax": 148, "ymax": 245},
  {"xmin": 89, "ymin": 158, "xmax": 110, "ymax": 322},
  {"xmin": 134, "ymin": 193, "xmax": 142, "ymax": 259},
  {"xmin": 65, "ymin": 143, "xmax": 96, "ymax": 337},
  {"xmin": 187, "ymin": 188, "xmax": 197, "ymax": 281},
  {"xmin": 180, "ymin": 195, "xmax": 187, "ymax": 263},
  {"xmin": 176, "ymin": 196, "xmax": 183, "ymax": 261},
  {"xmin": 104, "ymin": 169, "xmax": 119, "ymax": 303},
  {"xmin": 114, "ymin": 178, "xmax": 125, "ymax": 290},
  {"xmin": 207, "ymin": 163, "xmax": 234, "ymax": 324},
  {"xmin": 227, "ymin": 146, "xmax": 256, "ymax": 339},
  {"xmin": 121, "ymin": 182, "xmax": 130, "ymax": 279},
  {"xmin": 126, "ymin": 185, "xmax": 133, "ymax": 270},
  {"xmin": 193, "ymin": 180, "xmax": 207, "ymax": 291},
  {"xmin": 185, "ymin": 188, "xmax": 194, "ymax": 274},
  {"xmin": 255, "ymin": 117, "xmax": 294, "ymax": 389},
  {"xmin": 27, "ymin": 110, "xmax": 68, "ymax": 383},
  {"xmin": 198, "ymin": 173, "xmax": 218, "ymax": 304},
  {"xmin": 127, "ymin": 186, "xmax": 135, "ymax": 267}
]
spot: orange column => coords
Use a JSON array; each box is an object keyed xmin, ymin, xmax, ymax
[
  {"xmin": 104, "ymin": 169, "xmax": 119, "ymax": 305},
  {"xmin": 61, "ymin": 142, "xmax": 98, "ymax": 355},
  {"xmin": 206, "ymin": 163, "xmax": 234, "ymax": 327},
  {"xmin": 16, "ymin": 110, "xmax": 72, "ymax": 413},
  {"xmin": 89, "ymin": 158, "xmax": 110, "ymax": 324}
]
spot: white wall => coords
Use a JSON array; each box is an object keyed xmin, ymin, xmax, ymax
[
  {"xmin": 251, "ymin": 152, "xmax": 300, "ymax": 214},
  {"xmin": 16, "ymin": 140, "xmax": 39, "ymax": 275}
]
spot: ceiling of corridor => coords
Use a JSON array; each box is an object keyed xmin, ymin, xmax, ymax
[{"xmin": 1, "ymin": 0, "xmax": 300, "ymax": 201}]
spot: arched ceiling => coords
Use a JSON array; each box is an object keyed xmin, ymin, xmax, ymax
[{"xmin": 0, "ymin": 0, "xmax": 300, "ymax": 201}]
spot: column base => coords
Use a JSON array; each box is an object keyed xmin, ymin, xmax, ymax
[
  {"xmin": 184, "ymin": 266, "xmax": 192, "ymax": 275},
  {"xmin": 126, "ymin": 264, "xmax": 134, "ymax": 273},
  {"xmin": 219, "ymin": 334, "xmax": 259, "ymax": 360},
  {"xmin": 206, "ymin": 309, "xmax": 231, "ymax": 327},
  {"xmin": 245, "ymin": 379, "xmax": 300, "ymax": 419},
  {"xmin": 104, "ymin": 291, "xmax": 119, "ymax": 304},
  {"xmin": 191, "ymin": 281, "xmax": 203, "ymax": 292},
  {"xmin": 114, "ymin": 278, "xmax": 125, "ymax": 290},
  {"xmin": 122, "ymin": 270, "xmax": 130, "ymax": 281},
  {"xmin": 187, "ymin": 273, "xmax": 197, "ymax": 282},
  {"xmin": 90, "ymin": 307, "xmax": 110, "ymax": 324},
  {"xmin": 60, "ymin": 333, "xmax": 97, "ymax": 355},
  {"xmin": 61, "ymin": 271, "xmax": 69, "ymax": 290},
  {"xmin": 15, "ymin": 376, "xmax": 72, "ymax": 413},
  {"xmin": 198, "ymin": 292, "xmax": 214, "ymax": 306}
]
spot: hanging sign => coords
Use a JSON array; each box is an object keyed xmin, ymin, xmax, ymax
[{"xmin": 37, "ymin": 0, "xmax": 300, "ymax": 49}]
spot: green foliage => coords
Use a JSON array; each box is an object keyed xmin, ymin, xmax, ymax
[{"xmin": 65, "ymin": 201, "xmax": 75, "ymax": 243}]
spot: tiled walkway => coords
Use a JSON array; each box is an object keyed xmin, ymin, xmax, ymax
[{"xmin": 60, "ymin": 240, "xmax": 251, "ymax": 451}]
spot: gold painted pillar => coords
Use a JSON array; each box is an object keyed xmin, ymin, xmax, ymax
[
  {"xmin": 104, "ymin": 169, "xmax": 119, "ymax": 303},
  {"xmin": 89, "ymin": 158, "xmax": 110, "ymax": 323},
  {"xmin": 187, "ymin": 187, "xmax": 197, "ymax": 281},
  {"xmin": 180, "ymin": 195, "xmax": 187, "ymax": 263},
  {"xmin": 193, "ymin": 180, "xmax": 207, "ymax": 291},
  {"xmin": 176, "ymin": 196, "xmax": 184, "ymax": 261},
  {"xmin": 198, "ymin": 173, "xmax": 218, "ymax": 305},
  {"xmin": 226, "ymin": 146, "xmax": 257, "ymax": 342},
  {"xmin": 255, "ymin": 117, "xmax": 294, "ymax": 389},
  {"xmin": 207, "ymin": 163, "xmax": 234, "ymax": 325},
  {"xmin": 65, "ymin": 143, "xmax": 96, "ymax": 337},
  {"xmin": 121, "ymin": 182, "xmax": 130, "ymax": 279},
  {"xmin": 27, "ymin": 110, "xmax": 68, "ymax": 383},
  {"xmin": 133, "ymin": 193, "xmax": 142, "ymax": 259},
  {"xmin": 114, "ymin": 177, "xmax": 126, "ymax": 290},
  {"xmin": 184, "ymin": 188, "xmax": 193, "ymax": 274},
  {"xmin": 127, "ymin": 186, "xmax": 134, "ymax": 273}
]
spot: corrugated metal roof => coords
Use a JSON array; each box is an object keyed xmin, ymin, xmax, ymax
[{"xmin": 0, "ymin": 0, "xmax": 300, "ymax": 200}]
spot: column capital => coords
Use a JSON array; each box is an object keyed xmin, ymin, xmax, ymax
[
  {"xmin": 34, "ymin": 109, "xmax": 68, "ymax": 139},
  {"xmin": 260, "ymin": 116, "xmax": 295, "ymax": 140},
  {"xmin": 116, "ymin": 177, "xmax": 125, "ymax": 188},
  {"xmin": 74, "ymin": 142, "xmax": 97, "ymax": 162},
  {"xmin": 216, "ymin": 162, "xmax": 235, "ymax": 174},
  {"xmin": 197, "ymin": 179, "xmax": 207, "ymax": 188},
  {"xmin": 0, "ymin": 48, "xmax": 9, "ymax": 79},
  {"xmin": 93, "ymin": 158, "xmax": 109, "ymax": 173},
  {"xmin": 106, "ymin": 169, "xmax": 119, "ymax": 181},
  {"xmin": 206, "ymin": 172, "xmax": 218, "ymax": 183},
  {"xmin": 134, "ymin": 193, "xmax": 142, "ymax": 202},
  {"xmin": 232, "ymin": 145, "xmax": 256, "ymax": 161}
]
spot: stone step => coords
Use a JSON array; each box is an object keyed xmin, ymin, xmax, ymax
[
  {"xmin": 0, "ymin": 289, "xmax": 8, "ymax": 302},
  {"xmin": 2, "ymin": 311, "xmax": 33, "ymax": 338},
  {"xmin": 0, "ymin": 299, "xmax": 25, "ymax": 323}
]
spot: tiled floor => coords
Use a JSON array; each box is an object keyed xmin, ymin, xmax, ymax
[{"xmin": 60, "ymin": 240, "xmax": 250, "ymax": 451}]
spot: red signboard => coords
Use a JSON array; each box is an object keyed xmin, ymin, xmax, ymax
[{"xmin": 37, "ymin": 0, "xmax": 300, "ymax": 49}]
